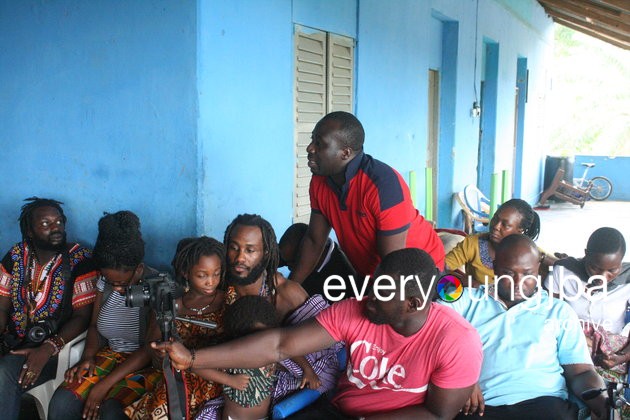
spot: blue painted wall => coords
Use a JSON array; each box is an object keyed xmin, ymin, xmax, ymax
[
  {"xmin": 0, "ymin": 0, "xmax": 197, "ymax": 268},
  {"xmin": 574, "ymin": 155, "xmax": 630, "ymax": 201},
  {"xmin": 0, "ymin": 0, "xmax": 554, "ymax": 266}
]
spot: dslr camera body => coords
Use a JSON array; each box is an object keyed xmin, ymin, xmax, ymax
[
  {"xmin": 1, "ymin": 318, "xmax": 59, "ymax": 353},
  {"xmin": 27, "ymin": 318, "xmax": 59, "ymax": 343},
  {"xmin": 125, "ymin": 273, "xmax": 182, "ymax": 341},
  {"xmin": 124, "ymin": 272, "xmax": 218, "ymax": 342}
]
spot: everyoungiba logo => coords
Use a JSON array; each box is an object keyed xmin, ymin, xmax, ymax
[
  {"xmin": 321, "ymin": 268, "xmax": 610, "ymax": 311},
  {"xmin": 320, "ymin": 273, "xmax": 463, "ymax": 309}
]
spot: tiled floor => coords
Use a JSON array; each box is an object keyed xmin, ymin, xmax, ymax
[{"xmin": 535, "ymin": 200, "xmax": 630, "ymax": 260}]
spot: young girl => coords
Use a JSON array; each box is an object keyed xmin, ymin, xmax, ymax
[{"xmin": 126, "ymin": 236, "xmax": 247, "ymax": 419}]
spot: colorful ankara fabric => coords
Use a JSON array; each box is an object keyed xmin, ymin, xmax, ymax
[
  {"xmin": 61, "ymin": 346, "xmax": 162, "ymax": 406},
  {"xmin": 272, "ymin": 294, "xmax": 342, "ymax": 403},
  {"xmin": 0, "ymin": 241, "xmax": 97, "ymax": 339},
  {"xmin": 126, "ymin": 288, "xmax": 235, "ymax": 420},
  {"xmin": 224, "ymin": 364, "xmax": 277, "ymax": 407}
]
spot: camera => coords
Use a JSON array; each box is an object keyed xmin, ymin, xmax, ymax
[
  {"xmin": 126, "ymin": 273, "xmax": 183, "ymax": 341},
  {"xmin": 0, "ymin": 318, "xmax": 59, "ymax": 353},
  {"xmin": 125, "ymin": 272, "xmax": 183, "ymax": 311},
  {"xmin": 125, "ymin": 272, "xmax": 217, "ymax": 341},
  {"xmin": 26, "ymin": 319, "xmax": 59, "ymax": 343}
]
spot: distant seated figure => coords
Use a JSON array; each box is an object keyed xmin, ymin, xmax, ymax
[
  {"xmin": 545, "ymin": 227, "xmax": 630, "ymax": 383},
  {"xmin": 444, "ymin": 234, "xmax": 607, "ymax": 420},
  {"xmin": 445, "ymin": 199, "xmax": 556, "ymax": 286},
  {"xmin": 279, "ymin": 223, "xmax": 356, "ymax": 301}
]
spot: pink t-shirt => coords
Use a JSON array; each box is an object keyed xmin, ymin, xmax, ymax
[{"xmin": 316, "ymin": 299, "xmax": 482, "ymax": 417}]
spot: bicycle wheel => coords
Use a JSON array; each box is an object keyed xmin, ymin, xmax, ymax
[{"xmin": 588, "ymin": 176, "xmax": 613, "ymax": 201}]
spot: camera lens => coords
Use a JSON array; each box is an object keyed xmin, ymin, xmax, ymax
[
  {"xmin": 125, "ymin": 284, "xmax": 150, "ymax": 308},
  {"xmin": 27, "ymin": 326, "xmax": 47, "ymax": 343}
]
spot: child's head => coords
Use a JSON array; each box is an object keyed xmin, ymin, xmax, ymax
[
  {"xmin": 171, "ymin": 236, "xmax": 226, "ymax": 292},
  {"xmin": 584, "ymin": 227, "xmax": 626, "ymax": 283},
  {"xmin": 224, "ymin": 296, "xmax": 280, "ymax": 339}
]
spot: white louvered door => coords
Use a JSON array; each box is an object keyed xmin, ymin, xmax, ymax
[{"xmin": 293, "ymin": 26, "xmax": 354, "ymax": 223}]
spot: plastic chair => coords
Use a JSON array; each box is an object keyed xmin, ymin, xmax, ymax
[
  {"xmin": 454, "ymin": 185, "xmax": 490, "ymax": 234},
  {"xmin": 271, "ymin": 348, "xmax": 347, "ymax": 419},
  {"xmin": 463, "ymin": 185, "xmax": 491, "ymax": 219},
  {"xmin": 25, "ymin": 330, "xmax": 87, "ymax": 419}
]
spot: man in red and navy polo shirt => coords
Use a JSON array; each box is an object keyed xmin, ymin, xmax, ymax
[{"xmin": 290, "ymin": 111, "xmax": 444, "ymax": 287}]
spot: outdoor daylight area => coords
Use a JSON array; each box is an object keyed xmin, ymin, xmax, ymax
[
  {"xmin": 536, "ymin": 23, "xmax": 630, "ymax": 256},
  {"xmin": 0, "ymin": 1, "xmax": 629, "ymax": 419}
]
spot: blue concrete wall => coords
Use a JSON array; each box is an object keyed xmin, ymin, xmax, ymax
[
  {"xmin": 196, "ymin": 0, "xmax": 357, "ymax": 242},
  {"xmin": 574, "ymin": 155, "xmax": 630, "ymax": 201},
  {"xmin": 475, "ymin": 0, "xmax": 554, "ymax": 205},
  {"xmin": 0, "ymin": 0, "xmax": 197, "ymax": 268},
  {"xmin": 0, "ymin": 0, "xmax": 554, "ymax": 267}
]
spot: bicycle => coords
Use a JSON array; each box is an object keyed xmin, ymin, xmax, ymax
[{"xmin": 573, "ymin": 162, "xmax": 613, "ymax": 201}]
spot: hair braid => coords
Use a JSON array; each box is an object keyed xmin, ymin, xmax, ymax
[
  {"xmin": 171, "ymin": 236, "xmax": 226, "ymax": 289},
  {"xmin": 93, "ymin": 210, "xmax": 144, "ymax": 270},
  {"xmin": 498, "ymin": 199, "xmax": 540, "ymax": 240}
]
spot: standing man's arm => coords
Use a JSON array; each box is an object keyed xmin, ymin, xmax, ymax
[
  {"xmin": 377, "ymin": 230, "xmax": 409, "ymax": 260},
  {"xmin": 289, "ymin": 212, "xmax": 332, "ymax": 284},
  {"xmin": 366, "ymin": 383, "xmax": 475, "ymax": 420},
  {"xmin": 563, "ymin": 364, "xmax": 607, "ymax": 419},
  {"xmin": 152, "ymin": 318, "xmax": 336, "ymax": 371}
]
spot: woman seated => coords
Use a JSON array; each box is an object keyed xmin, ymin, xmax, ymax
[
  {"xmin": 545, "ymin": 227, "xmax": 630, "ymax": 382},
  {"xmin": 49, "ymin": 211, "xmax": 161, "ymax": 420},
  {"xmin": 127, "ymin": 236, "xmax": 244, "ymax": 419},
  {"xmin": 445, "ymin": 198, "xmax": 556, "ymax": 286}
]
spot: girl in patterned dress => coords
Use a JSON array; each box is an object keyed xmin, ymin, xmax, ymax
[{"xmin": 126, "ymin": 236, "xmax": 248, "ymax": 420}]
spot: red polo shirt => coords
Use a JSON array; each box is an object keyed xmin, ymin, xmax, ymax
[{"xmin": 310, "ymin": 153, "xmax": 445, "ymax": 276}]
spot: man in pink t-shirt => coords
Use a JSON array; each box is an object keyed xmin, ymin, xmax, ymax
[{"xmin": 154, "ymin": 248, "xmax": 483, "ymax": 419}]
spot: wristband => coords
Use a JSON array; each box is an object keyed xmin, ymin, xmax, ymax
[
  {"xmin": 186, "ymin": 348, "xmax": 196, "ymax": 373},
  {"xmin": 43, "ymin": 335, "xmax": 65, "ymax": 356}
]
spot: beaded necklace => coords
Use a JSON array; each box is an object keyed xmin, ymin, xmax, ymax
[
  {"xmin": 181, "ymin": 291, "xmax": 219, "ymax": 315},
  {"xmin": 25, "ymin": 252, "xmax": 57, "ymax": 320}
]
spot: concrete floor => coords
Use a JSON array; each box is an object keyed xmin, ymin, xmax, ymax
[{"xmin": 535, "ymin": 200, "xmax": 630, "ymax": 260}]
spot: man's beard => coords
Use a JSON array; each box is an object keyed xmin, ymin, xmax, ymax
[
  {"xmin": 227, "ymin": 259, "xmax": 267, "ymax": 287},
  {"xmin": 30, "ymin": 233, "xmax": 67, "ymax": 252}
]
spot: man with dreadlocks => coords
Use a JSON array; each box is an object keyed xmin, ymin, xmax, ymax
[
  {"xmin": 194, "ymin": 214, "xmax": 343, "ymax": 418},
  {"xmin": 0, "ymin": 197, "xmax": 97, "ymax": 419}
]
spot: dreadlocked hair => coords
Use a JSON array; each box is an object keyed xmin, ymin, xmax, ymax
[
  {"xmin": 224, "ymin": 295, "xmax": 280, "ymax": 339},
  {"xmin": 19, "ymin": 197, "xmax": 66, "ymax": 239},
  {"xmin": 171, "ymin": 236, "xmax": 226, "ymax": 289},
  {"xmin": 224, "ymin": 214, "xmax": 280, "ymax": 305},
  {"xmin": 498, "ymin": 198, "xmax": 541, "ymax": 241},
  {"xmin": 93, "ymin": 210, "xmax": 144, "ymax": 270}
]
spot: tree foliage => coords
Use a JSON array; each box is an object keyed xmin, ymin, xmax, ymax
[{"xmin": 548, "ymin": 26, "xmax": 630, "ymax": 157}]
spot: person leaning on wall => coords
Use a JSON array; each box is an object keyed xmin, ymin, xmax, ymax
[{"xmin": 0, "ymin": 197, "xmax": 97, "ymax": 420}]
